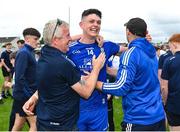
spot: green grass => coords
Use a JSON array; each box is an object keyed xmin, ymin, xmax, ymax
[{"xmin": 0, "ymin": 70, "xmax": 123, "ymax": 131}]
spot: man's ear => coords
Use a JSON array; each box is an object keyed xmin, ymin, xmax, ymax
[
  {"xmin": 126, "ymin": 28, "xmax": 131, "ymax": 36},
  {"xmin": 79, "ymin": 21, "xmax": 83, "ymax": 29},
  {"xmin": 146, "ymin": 30, "xmax": 149, "ymax": 35}
]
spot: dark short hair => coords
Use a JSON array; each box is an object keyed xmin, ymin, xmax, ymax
[
  {"xmin": 23, "ymin": 28, "xmax": 41, "ymax": 38},
  {"xmin": 2, "ymin": 42, "xmax": 12, "ymax": 48},
  {"xmin": 10, "ymin": 51, "xmax": 17, "ymax": 59},
  {"xmin": 124, "ymin": 17, "xmax": 147, "ymax": 37},
  {"xmin": 17, "ymin": 39, "xmax": 25, "ymax": 44},
  {"xmin": 81, "ymin": 9, "xmax": 102, "ymax": 19}
]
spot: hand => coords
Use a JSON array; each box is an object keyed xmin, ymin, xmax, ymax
[
  {"xmin": 96, "ymin": 35, "xmax": 104, "ymax": 47},
  {"xmin": 145, "ymin": 34, "xmax": 152, "ymax": 42},
  {"xmin": 22, "ymin": 96, "xmax": 37, "ymax": 116},
  {"xmin": 92, "ymin": 52, "xmax": 106, "ymax": 70},
  {"xmin": 107, "ymin": 94, "xmax": 112, "ymax": 100},
  {"xmin": 6, "ymin": 68, "xmax": 10, "ymax": 72},
  {"xmin": 4, "ymin": 81, "xmax": 12, "ymax": 88}
]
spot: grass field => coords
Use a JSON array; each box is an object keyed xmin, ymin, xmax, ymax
[{"xmin": 0, "ymin": 70, "xmax": 124, "ymax": 131}]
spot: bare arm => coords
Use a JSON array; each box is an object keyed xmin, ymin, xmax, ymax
[
  {"xmin": 1, "ymin": 59, "xmax": 10, "ymax": 72},
  {"xmin": 161, "ymin": 79, "xmax": 168, "ymax": 105},
  {"xmin": 71, "ymin": 53, "xmax": 105, "ymax": 99}
]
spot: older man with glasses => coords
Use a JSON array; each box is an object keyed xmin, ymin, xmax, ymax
[{"xmin": 22, "ymin": 19, "xmax": 105, "ymax": 131}]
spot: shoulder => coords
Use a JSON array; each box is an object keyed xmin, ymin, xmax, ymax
[
  {"xmin": 121, "ymin": 47, "xmax": 137, "ymax": 64},
  {"xmin": 103, "ymin": 40, "xmax": 118, "ymax": 46},
  {"xmin": 69, "ymin": 41, "xmax": 80, "ymax": 48},
  {"xmin": 60, "ymin": 56, "xmax": 76, "ymax": 68},
  {"xmin": 1, "ymin": 51, "xmax": 6, "ymax": 56}
]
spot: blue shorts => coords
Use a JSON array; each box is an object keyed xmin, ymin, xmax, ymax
[
  {"xmin": 78, "ymin": 106, "xmax": 108, "ymax": 131},
  {"xmin": 13, "ymin": 99, "xmax": 36, "ymax": 117},
  {"xmin": 37, "ymin": 119, "xmax": 78, "ymax": 131},
  {"xmin": 166, "ymin": 110, "xmax": 180, "ymax": 126}
]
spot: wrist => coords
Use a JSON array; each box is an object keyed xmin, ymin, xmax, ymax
[{"xmin": 32, "ymin": 94, "xmax": 38, "ymax": 102}]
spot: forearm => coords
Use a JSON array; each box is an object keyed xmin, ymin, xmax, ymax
[
  {"xmin": 81, "ymin": 68, "xmax": 100, "ymax": 98},
  {"xmin": 161, "ymin": 79, "xmax": 168, "ymax": 105},
  {"xmin": 2, "ymin": 61, "xmax": 9, "ymax": 70}
]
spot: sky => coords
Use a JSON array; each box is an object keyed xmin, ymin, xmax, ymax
[{"xmin": 1, "ymin": 0, "xmax": 180, "ymax": 43}]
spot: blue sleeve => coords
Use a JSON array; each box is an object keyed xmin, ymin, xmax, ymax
[
  {"xmin": 161, "ymin": 58, "xmax": 170, "ymax": 80},
  {"xmin": 15, "ymin": 51, "xmax": 28, "ymax": 91},
  {"xmin": 104, "ymin": 41, "xmax": 120, "ymax": 58},
  {"xmin": 158, "ymin": 55, "xmax": 164, "ymax": 69},
  {"xmin": 102, "ymin": 47, "xmax": 137, "ymax": 96}
]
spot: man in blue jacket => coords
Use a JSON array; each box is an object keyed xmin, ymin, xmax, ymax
[{"xmin": 96, "ymin": 17, "xmax": 166, "ymax": 131}]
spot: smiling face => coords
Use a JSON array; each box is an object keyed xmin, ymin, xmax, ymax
[
  {"xmin": 53, "ymin": 25, "xmax": 72, "ymax": 53},
  {"xmin": 80, "ymin": 14, "xmax": 101, "ymax": 38}
]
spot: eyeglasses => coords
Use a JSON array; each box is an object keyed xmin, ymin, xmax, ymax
[{"xmin": 51, "ymin": 19, "xmax": 62, "ymax": 40}]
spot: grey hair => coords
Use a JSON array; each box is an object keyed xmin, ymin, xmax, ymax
[{"xmin": 43, "ymin": 19, "xmax": 69, "ymax": 45}]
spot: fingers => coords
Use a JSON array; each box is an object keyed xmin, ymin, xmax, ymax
[
  {"xmin": 22, "ymin": 104, "xmax": 34, "ymax": 116},
  {"xmin": 96, "ymin": 35, "xmax": 104, "ymax": 47},
  {"xmin": 146, "ymin": 34, "xmax": 152, "ymax": 42},
  {"xmin": 92, "ymin": 55, "xmax": 96, "ymax": 61},
  {"xmin": 83, "ymin": 70, "xmax": 90, "ymax": 75}
]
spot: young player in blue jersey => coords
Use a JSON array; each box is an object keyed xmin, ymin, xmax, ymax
[
  {"xmin": 67, "ymin": 9, "xmax": 126, "ymax": 131},
  {"xmin": 96, "ymin": 17, "xmax": 166, "ymax": 131}
]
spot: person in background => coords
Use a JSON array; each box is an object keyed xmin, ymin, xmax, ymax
[
  {"xmin": 17, "ymin": 39, "xmax": 25, "ymax": 49},
  {"xmin": 11, "ymin": 28, "xmax": 41, "ymax": 131},
  {"xmin": 161, "ymin": 34, "xmax": 180, "ymax": 131},
  {"xmin": 106, "ymin": 56, "xmax": 117, "ymax": 131},
  {"xmin": 1, "ymin": 42, "xmax": 13, "ymax": 99}
]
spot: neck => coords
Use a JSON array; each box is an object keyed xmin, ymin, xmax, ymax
[{"xmin": 79, "ymin": 35, "xmax": 96, "ymax": 44}]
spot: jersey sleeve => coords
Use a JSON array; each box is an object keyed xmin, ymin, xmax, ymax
[
  {"xmin": 105, "ymin": 41, "xmax": 120, "ymax": 57},
  {"xmin": 161, "ymin": 58, "xmax": 170, "ymax": 80},
  {"xmin": 1, "ymin": 52, "xmax": 6, "ymax": 59},
  {"xmin": 102, "ymin": 47, "xmax": 137, "ymax": 96},
  {"xmin": 158, "ymin": 54, "xmax": 164, "ymax": 69},
  {"xmin": 15, "ymin": 51, "xmax": 29, "ymax": 91}
]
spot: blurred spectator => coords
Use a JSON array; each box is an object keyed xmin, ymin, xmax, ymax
[
  {"xmin": 1, "ymin": 42, "xmax": 13, "ymax": 99},
  {"xmin": 17, "ymin": 39, "xmax": 25, "ymax": 49},
  {"xmin": 161, "ymin": 34, "xmax": 180, "ymax": 131}
]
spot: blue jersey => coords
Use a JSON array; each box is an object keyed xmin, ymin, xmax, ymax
[{"xmin": 67, "ymin": 40, "xmax": 119, "ymax": 111}]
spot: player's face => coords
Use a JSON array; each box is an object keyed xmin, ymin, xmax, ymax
[{"xmin": 80, "ymin": 14, "xmax": 101, "ymax": 38}]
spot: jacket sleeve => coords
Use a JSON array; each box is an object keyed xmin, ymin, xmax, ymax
[
  {"xmin": 15, "ymin": 52, "xmax": 28, "ymax": 91},
  {"xmin": 102, "ymin": 47, "xmax": 137, "ymax": 96}
]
